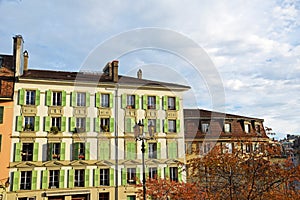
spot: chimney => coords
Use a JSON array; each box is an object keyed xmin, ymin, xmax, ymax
[
  {"xmin": 112, "ymin": 60, "xmax": 119, "ymax": 82},
  {"xmin": 13, "ymin": 35, "xmax": 24, "ymax": 76},
  {"xmin": 137, "ymin": 69, "xmax": 142, "ymax": 79},
  {"xmin": 23, "ymin": 50, "xmax": 29, "ymax": 71}
]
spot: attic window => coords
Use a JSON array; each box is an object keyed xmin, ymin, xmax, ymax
[{"xmin": 0, "ymin": 56, "xmax": 3, "ymax": 67}]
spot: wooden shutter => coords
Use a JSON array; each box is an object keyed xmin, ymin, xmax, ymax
[
  {"xmin": 14, "ymin": 143, "xmax": 21, "ymax": 162},
  {"xmin": 94, "ymin": 117, "xmax": 100, "ymax": 132},
  {"xmin": 61, "ymin": 90, "xmax": 66, "ymax": 106},
  {"xmin": 109, "ymin": 118, "xmax": 114, "ymax": 132},
  {"xmin": 142, "ymin": 95, "xmax": 147, "ymax": 109},
  {"xmin": 163, "ymin": 96, "xmax": 167, "ymax": 110},
  {"xmin": 175, "ymin": 96, "xmax": 180, "ymax": 110},
  {"xmin": 31, "ymin": 170, "xmax": 37, "ymax": 190},
  {"xmin": 178, "ymin": 167, "xmax": 183, "ymax": 182},
  {"xmin": 135, "ymin": 95, "xmax": 140, "ymax": 109},
  {"xmin": 59, "ymin": 170, "xmax": 65, "ymax": 188},
  {"xmin": 71, "ymin": 92, "xmax": 76, "ymax": 107},
  {"xmin": 44, "ymin": 116, "xmax": 51, "ymax": 132},
  {"xmin": 0, "ymin": 107, "xmax": 4, "ymax": 124},
  {"xmin": 156, "ymin": 119, "xmax": 160, "ymax": 133},
  {"xmin": 18, "ymin": 89, "xmax": 25, "ymax": 105},
  {"xmin": 69, "ymin": 117, "xmax": 75, "ymax": 132},
  {"xmin": 85, "ymin": 142, "xmax": 90, "ymax": 160},
  {"xmin": 94, "ymin": 168, "xmax": 100, "ymax": 186},
  {"xmin": 35, "ymin": 89, "xmax": 40, "ymax": 106},
  {"xmin": 109, "ymin": 168, "xmax": 114, "ymax": 186},
  {"xmin": 61, "ymin": 116, "xmax": 66, "ymax": 132},
  {"xmin": 46, "ymin": 90, "xmax": 52, "ymax": 106},
  {"xmin": 42, "ymin": 170, "xmax": 49, "ymax": 189},
  {"xmin": 60, "ymin": 142, "xmax": 66, "ymax": 160},
  {"xmin": 85, "ymin": 92, "xmax": 90, "ymax": 107},
  {"xmin": 47, "ymin": 143, "xmax": 54, "ymax": 161},
  {"xmin": 33, "ymin": 142, "xmax": 39, "ymax": 161},
  {"xmin": 99, "ymin": 141, "xmax": 109, "ymax": 160},
  {"xmin": 164, "ymin": 120, "xmax": 168, "ymax": 133},
  {"xmin": 34, "ymin": 116, "xmax": 40, "ymax": 132},
  {"xmin": 109, "ymin": 93, "xmax": 114, "ymax": 108},
  {"xmin": 121, "ymin": 168, "xmax": 126, "ymax": 185},
  {"xmin": 136, "ymin": 167, "xmax": 140, "ymax": 183},
  {"xmin": 84, "ymin": 169, "xmax": 90, "ymax": 187},
  {"xmin": 121, "ymin": 94, "xmax": 126, "ymax": 108},
  {"xmin": 158, "ymin": 168, "xmax": 162, "ymax": 179},
  {"xmin": 73, "ymin": 143, "xmax": 79, "ymax": 160},
  {"xmin": 165, "ymin": 167, "xmax": 170, "ymax": 179},
  {"xmin": 16, "ymin": 116, "xmax": 23, "ymax": 131},
  {"xmin": 95, "ymin": 93, "xmax": 100, "ymax": 108},
  {"xmin": 143, "ymin": 118, "xmax": 148, "ymax": 132},
  {"xmin": 68, "ymin": 169, "xmax": 74, "ymax": 188},
  {"xmin": 156, "ymin": 96, "xmax": 160, "ymax": 110},
  {"xmin": 12, "ymin": 171, "xmax": 20, "ymax": 191},
  {"xmin": 176, "ymin": 119, "xmax": 180, "ymax": 133},
  {"xmin": 85, "ymin": 117, "xmax": 90, "ymax": 132},
  {"xmin": 125, "ymin": 118, "xmax": 131, "ymax": 133}
]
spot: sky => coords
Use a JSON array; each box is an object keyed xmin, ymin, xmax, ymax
[{"xmin": 0, "ymin": 0, "xmax": 299, "ymax": 139}]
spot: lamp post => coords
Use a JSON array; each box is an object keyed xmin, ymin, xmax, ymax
[{"xmin": 134, "ymin": 120, "xmax": 155, "ymax": 200}]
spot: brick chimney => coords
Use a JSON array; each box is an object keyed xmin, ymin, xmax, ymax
[
  {"xmin": 13, "ymin": 35, "xmax": 24, "ymax": 76},
  {"xmin": 23, "ymin": 50, "xmax": 29, "ymax": 72},
  {"xmin": 112, "ymin": 60, "xmax": 119, "ymax": 82}
]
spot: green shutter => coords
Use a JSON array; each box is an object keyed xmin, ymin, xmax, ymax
[
  {"xmin": 146, "ymin": 167, "xmax": 149, "ymax": 179},
  {"xmin": 158, "ymin": 168, "xmax": 161, "ymax": 179},
  {"xmin": 175, "ymin": 96, "xmax": 180, "ymax": 110},
  {"xmin": 126, "ymin": 143, "xmax": 130, "ymax": 159},
  {"xmin": 18, "ymin": 89, "xmax": 25, "ymax": 105},
  {"xmin": 109, "ymin": 118, "xmax": 114, "ymax": 132},
  {"xmin": 178, "ymin": 167, "xmax": 183, "ymax": 182},
  {"xmin": 156, "ymin": 96, "xmax": 160, "ymax": 110},
  {"xmin": 69, "ymin": 117, "xmax": 75, "ymax": 132},
  {"xmin": 59, "ymin": 170, "xmax": 65, "ymax": 188},
  {"xmin": 135, "ymin": 95, "xmax": 140, "ymax": 109},
  {"xmin": 109, "ymin": 93, "xmax": 114, "ymax": 108},
  {"xmin": 121, "ymin": 94, "xmax": 126, "ymax": 108},
  {"xmin": 122, "ymin": 168, "xmax": 126, "ymax": 185},
  {"xmin": 143, "ymin": 95, "xmax": 147, "ymax": 109},
  {"xmin": 143, "ymin": 118, "xmax": 148, "ymax": 132},
  {"xmin": 126, "ymin": 142, "xmax": 136, "ymax": 160},
  {"xmin": 71, "ymin": 92, "xmax": 76, "ymax": 107},
  {"xmin": 33, "ymin": 142, "xmax": 39, "ymax": 161},
  {"xmin": 168, "ymin": 142, "xmax": 177, "ymax": 159},
  {"xmin": 69, "ymin": 169, "xmax": 74, "ymax": 188},
  {"xmin": 60, "ymin": 143, "xmax": 66, "ymax": 160},
  {"xmin": 34, "ymin": 116, "xmax": 40, "ymax": 132},
  {"xmin": 31, "ymin": 170, "xmax": 37, "ymax": 190},
  {"xmin": 86, "ymin": 92, "xmax": 90, "ymax": 107},
  {"xmin": 163, "ymin": 96, "xmax": 167, "ymax": 110},
  {"xmin": 44, "ymin": 116, "xmax": 51, "ymax": 132},
  {"xmin": 61, "ymin": 116, "xmax": 66, "ymax": 132},
  {"xmin": 132, "ymin": 142, "xmax": 136, "ymax": 159},
  {"xmin": 131, "ymin": 118, "xmax": 135, "ymax": 132},
  {"xmin": 46, "ymin": 90, "xmax": 52, "ymax": 106},
  {"xmin": 156, "ymin": 119, "xmax": 160, "ymax": 133},
  {"xmin": 12, "ymin": 171, "xmax": 20, "ymax": 191},
  {"xmin": 95, "ymin": 93, "xmax": 100, "ymax": 108},
  {"xmin": 176, "ymin": 119, "xmax": 180, "ymax": 133},
  {"xmin": 164, "ymin": 120, "xmax": 168, "ymax": 133},
  {"xmin": 99, "ymin": 141, "xmax": 110, "ymax": 160},
  {"xmin": 73, "ymin": 143, "xmax": 79, "ymax": 160},
  {"xmin": 35, "ymin": 89, "xmax": 40, "ymax": 106},
  {"xmin": 136, "ymin": 167, "xmax": 140, "ymax": 183},
  {"xmin": 86, "ymin": 117, "xmax": 90, "ymax": 132},
  {"xmin": 157, "ymin": 142, "xmax": 161, "ymax": 159},
  {"xmin": 94, "ymin": 117, "xmax": 100, "ymax": 132},
  {"xmin": 0, "ymin": 106, "xmax": 3, "ymax": 124},
  {"xmin": 61, "ymin": 90, "xmax": 66, "ymax": 106},
  {"xmin": 94, "ymin": 168, "xmax": 100, "ymax": 186},
  {"xmin": 85, "ymin": 169, "xmax": 90, "ymax": 187},
  {"xmin": 165, "ymin": 167, "xmax": 170, "ymax": 179},
  {"xmin": 110, "ymin": 168, "xmax": 114, "ymax": 186},
  {"xmin": 16, "ymin": 116, "xmax": 23, "ymax": 131},
  {"xmin": 125, "ymin": 118, "xmax": 131, "ymax": 133},
  {"xmin": 14, "ymin": 143, "xmax": 21, "ymax": 162},
  {"xmin": 42, "ymin": 170, "xmax": 49, "ymax": 189},
  {"xmin": 85, "ymin": 142, "xmax": 90, "ymax": 160},
  {"xmin": 48, "ymin": 143, "xmax": 54, "ymax": 161}
]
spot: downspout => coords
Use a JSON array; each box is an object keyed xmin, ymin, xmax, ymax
[{"xmin": 114, "ymin": 83, "xmax": 119, "ymax": 200}]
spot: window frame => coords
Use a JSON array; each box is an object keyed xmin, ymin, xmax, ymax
[
  {"xmin": 101, "ymin": 93, "xmax": 110, "ymax": 108},
  {"xmin": 77, "ymin": 92, "xmax": 86, "ymax": 107},
  {"xmin": 49, "ymin": 170, "xmax": 60, "ymax": 189},
  {"xmin": 52, "ymin": 91, "xmax": 62, "ymax": 106},
  {"xmin": 148, "ymin": 143, "xmax": 157, "ymax": 159},
  {"xmin": 224, "ymin": 123, "xmax": 231, "ymax": 133},
  {"xmin": 25, "ymin": 90, "xmax": 35, "ymax": 105},
  {"xmin": 168, "ymin": 120, "xmax": 176, "ymax": 132},
  {"xmin": 74, "ymin": 169, "xmax": 85, "ymax": 187},
  {"xmin": 127, "ymin": 168, "xmax": 136, "ymax": 184},
  {"xmin": 167, "ymin": 97, "xmax": 175, "ymax": 110},
  {"xmin": 147, "ymin": 96, "xmax": 156, "ymax": 109},
  {"xmin": 149, "ymin": 167, "xmax": 158, "ymax": 179},
  {"xmin": 100, "ymin": 168, "xmax": 110, "ymax": 186},
  {"xmin": 127, "ymin": 95, "xmax": 135, "ymax": 109},
  {"xmin": 21, "ymin": 143, "xmax": 34, "ymax": 161},
  {"xmin": 170, "ymin": 167, "xmax": 178, "ymax": 182},
  {"xmin": 201, "ymin": 122, "xmax": 210, "ymax": 133},
  {"xmin": 20, "ymin": 171, "xmax": 32, "ymax": 190}
]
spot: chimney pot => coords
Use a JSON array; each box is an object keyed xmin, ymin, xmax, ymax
[{"xmin": 137, "ymin": 69, "xmax": 142, "ymax": 79}]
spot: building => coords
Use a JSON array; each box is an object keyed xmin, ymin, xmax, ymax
[
  {"xmin": 184, "ymin": 109, "xmax": 270, "ymax": 160},
  {"xmin": 6, "ymin": 36, "xmax": 189, "ymax": 200}
]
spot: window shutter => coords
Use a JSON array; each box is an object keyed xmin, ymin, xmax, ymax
[
  {"xmin": 59, "ymin": 170, "xmax": 65, "ymax": 188},
  {"xmin": 158, "ymin": 168, "xmax": 161, "ymax": 179},
  {"xmin": 69, "ymin": 117, "xmax": 75, "ymax": 132},
  {"xmin": 71, "ymin": 92, "xmax": 77, "ymax": 107},
  {"xmin": 12, "ymin": 171, "xmax": 20, "ymax": 191},
  {"xmin": 60, "ymin": 142, "xmax": 66, "ymax": 160},
  {"xmin": 176, "ymin": 119, "xmax": 180, "ymax": 133},
  {"xmin": 100, "ymin": 141, "xmax": 109, "ymax": 160},
  {"xmin": 165, "ymin": 167, "xmax": 170, "ymax": 179},
  {"xmin": 61, "ymin": 116, "xmax": 66, "ymax": 132},
  {"xmin": 85, "ymin": 92, "xmax": 90, "ymax": 107},
  {"xmin": 47, "ymin": 143, "xmax": 54, "ymax": 161},
  {"xmin": 0, "ymin": 106, "xmax": 3, "ymax": 124},
  {"xmin": 164, "ymin": 120, "xmax": 168, "ymax": 133},
  {"xmin": 18, "ymin": 89, "xmax": 25, "ymax": 105},
  {"xmin": 46, "ymin": 90, "xmax": 52, "ymax": 106},
  {"xmin": 35, "ymin": 89, "xmax": 40, "ymax": 106},
  {"xmin": 121, "ymin": 168, "xmax": 126, "ymax": 185},
  {"xmin": 143, "ymin": 118, "xmax": 148, "ymax": 132},
  {"xmin": 14, "ymin": 143, "xmax": 21, "ymax": 162},
  {"xmin": 85, "ymin": 142, "xmax": 90, "ymax": 160},
  {"xmin": 125, "ymin": 118, "xmax": 131, "ymax": 133},
  {"xmin": 94, "ymin": 168, "xmax": 100, "ymax": 186},
  {"xmin": 136, "ymin": 167, "xmax": 140, "ymax": 183},
  {"xmin": 33, "ymin": 142, "xmax": 39, "ymax": 161},
  {"xmin": 73, "ymin": 143, "xmax": 79, "ymax": 160},
  {"xmin": 156, "ymin": 96, "xmax": 160, "ymax": 110},
  {"xmin": 44, "ymin": 116, "xmax": 51, "ymax": 132},
  {"xmin": 84, "ymin": 169, "xmax": 90, "ymax": 187},
  {"xmin": 178, "ymin": 167, "xmax": 183, "ymax": 182},
  {"xmin": 130, "ymin": 118, "xmax": 135, "ymax": 132},
  {"xmin": 85, "ymin": 117, "xmax": 90, "ymax": 132},
  {"xmin": 135, "ymin": 95, "xmax": 140, "ymax": 109},
  {"xmin": 146, "ymin": 167, "xmax": 149, "ymax": 179},
  {"xmin": 125, "ymin": 142, "xmax": 130, "ymax": 159},
  {"xmin": 95, "ymin": 93, "xmax": 100, "ymax": 108},
  {"xmin": 69, "ymin": 169, "xmax": 74, "ymax": 188},
  {"xmin": 156, "ymin": 119, "xmax": 160, "ymax": 133},
  {"xmin": 16, "ymin": 116, "xmax": 23, "ymax": 131},
  {"xmin": 31, "ymin": 170, "xmax": 37, "ymax": 190},
  {"xmin": 61, "ymin": 90, "xmax": 66, "ymax": 106},
  {"xmin": 109, "ymin": 118, "xmax": 114, "ymax": 132},
  {"xmin": 34, "ymin": 116, "xmax": 40, "ymax": 132},
  {"xmin": 42, "ymin": 170, "xmax": 49, "ymax": 189},
  {"xmin": 175, "ymin": 96, "xmax": 180, "ymax": 110},
  {"xmin": 94, "ymin": 117, "xmax": 100, "ymax": 132},
  {"xmin": 109, "ymin": 93, "xmax": 114, "ymax": 108},
  {"xmin": 142, "ymin": 95, "xmax": 147, "ymax": 110},
  {"xmin": 163, "ymin": 96, "xmax": 167, "ymax": 110},
  {"xmin": 121, "ymin": 94, "xmax": 126, "ymax": 108},
  {"xmin": 157, "ymin": 142, "xmax": 161, "ymax": 159},
  {"xmin": 110, "ymin": 168, "xmax": 114, "ymax": 186}
]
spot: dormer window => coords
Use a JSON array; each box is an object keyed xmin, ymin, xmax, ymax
[{"xmin": 244, "ymin": 123, "xmax": 251, "ymax": 133}]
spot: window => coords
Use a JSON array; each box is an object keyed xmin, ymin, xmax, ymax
[
  {"xmin": 18, "ymin": 198, "xmax": 35, "ymax": 200},
  {"xmin": 73, "ymin": 143, "xmax": 86, "ymax": 160},
  {"xmin": 245, "ymin": 124, "xmax": 251, "ymax": 133},
  {"xmin": 148, "ymin": 96, "xmax": 156, "ymax": 109},
  {"xmin": 99, "ymin": 193, "xmax": 109, "ymax": 200},
  {"xmin": 101, "ymin": 94, "xmax": 109, "ymax": 107},
  {"xmin": 51, "ymin": 117, "xmax": 61, "ymax": 131},
  {"xmin": 100, "ymin": 169, "xmax": 109, "ymax": 186},
  {"xmin": 148, "ymin": 143, "xmax": 157, "ymax": 159},
  {"xmin": 168, "ymin": 120, "xmax": 176, "ymax": 132},
  {"xmin": 22, "ymin": 143, "xmax": 33, "ymax": 161},
  {"xmin": 0, "ymin": 106, "xmax": 3, "ymax": 124},
  {"xmin": 246, "ymin": 143, "xmax": 252, "ymax": 153},
  {"xmin": 201, "ymin": 123, "xmax": 210, "ymax": 133},
  {"xmin": 168, "ymin": 97, "xmax": 175, "ymax": 110},
  {"xmin": 168, "ymin": 142, "xmax": 177, "ymax": 159},
  {"xmin": 74, "ymin": 169, "xmax": 84, "ymax": 187},
  {"xmin": 20, "ymin": 171, "xmax": 32, "ymax": 190},
  {"xmin": 127, "ymin": 196, "xmax": 136, "ymax": 200},
  {"xmin": 127, "ymin": 168, "xmax": 136, "ymax": 184},
  {"xmin": 76, "ymin": 117, "xmax": 86, "ymax": 132},
  {"xmin": 255, "ymin": 124, "xmax": 261, "ymax": 133},
  {"xmin": 224, "ymin": 123, "xmax": 231, "ymax": 133},
  {"xmin": 203, "ymin": 143, "xmax": 211, "ymax": 154},
  {"xmin": 100, "ymin": 118, "xmax": 110, "ymax": 132},
  {"xmin": 26, "ymin": 90, "xmax": 35, "ymax": 105},
  {"xmin": 24, "ymin": 116, "xmax": 35, "ymax": 131},
  {"xmin": 52, "ymin": 91, "xmax": 62, "ymax": 106},
  {"xmin": 149, "ymin": 167, "xmax": 158, "ymax": 179},
  {"xmin": 170, "ymin": 167, "xmax": 178, "ymax": 182},
  {"xmin": 0, "ymin": 134, "xmax": 2, "ymax": 152},
  {"xmin": 49, "ymin": 170, "xmax": 59, "ymax": 188},
  {"xmin": 148, "ymin": 119, "xmax": 156, "ymax": 133},
  {"xmin": 77, "ymin": 92, "xmax": 86, "ymax": 106},
  {"xmin": 127, "ymin": 95, "xmax": 135, "ymax": 109},
  {"xmin": 48, "ymin": 143, "xmax": 61, "ymax": 160},
  {"xmin": 126, "ymin": 142, "xmax": 136, "ymax": 160}
]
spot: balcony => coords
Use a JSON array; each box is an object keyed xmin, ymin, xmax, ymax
[
  {"xmin": 21, "ymin": 105, "xmax": 37, "ymax": 115},
  {"xmin": 73, "ymin": 107, "xmax": 87, "ymax": 117},
  {"xmin": 166, "ymin": 110, "xmax": 178, "ymax": 119},
  {"xmin": 125, "ymin": 109, "xmax": 137, "ymax": 117},
  {"xmin": 145, "ymin": 110, "xmax": 157, "ymax": 118},
  {"xmin": 48, "ymin": 106, "xmax": 64, "ymax": 116},
  {"xmin": 98, "ymin": 108, "xmax": 112, "ymax": 117}
]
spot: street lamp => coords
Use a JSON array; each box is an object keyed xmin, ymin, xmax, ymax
[{"xmin": 134, "ymin": 120, "xmax": 155, "ymax": 200}]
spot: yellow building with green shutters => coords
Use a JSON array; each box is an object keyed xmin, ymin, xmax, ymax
[{"xmin": 6, "ymin": 39, "xmax": 190, "ymax": 200}]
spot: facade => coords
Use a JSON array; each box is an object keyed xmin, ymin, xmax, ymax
[
  {"xmin": 184, "ymin": 109, "xmax": 270, "ymax": 160},
  {"xmin": 6, "ymin": 36, "xmax": 189, "ymax": 200}
]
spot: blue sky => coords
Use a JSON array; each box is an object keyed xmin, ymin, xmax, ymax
[{"xmin": 0, "ymin": 0, "xmax": 299, "ymax": 139}]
